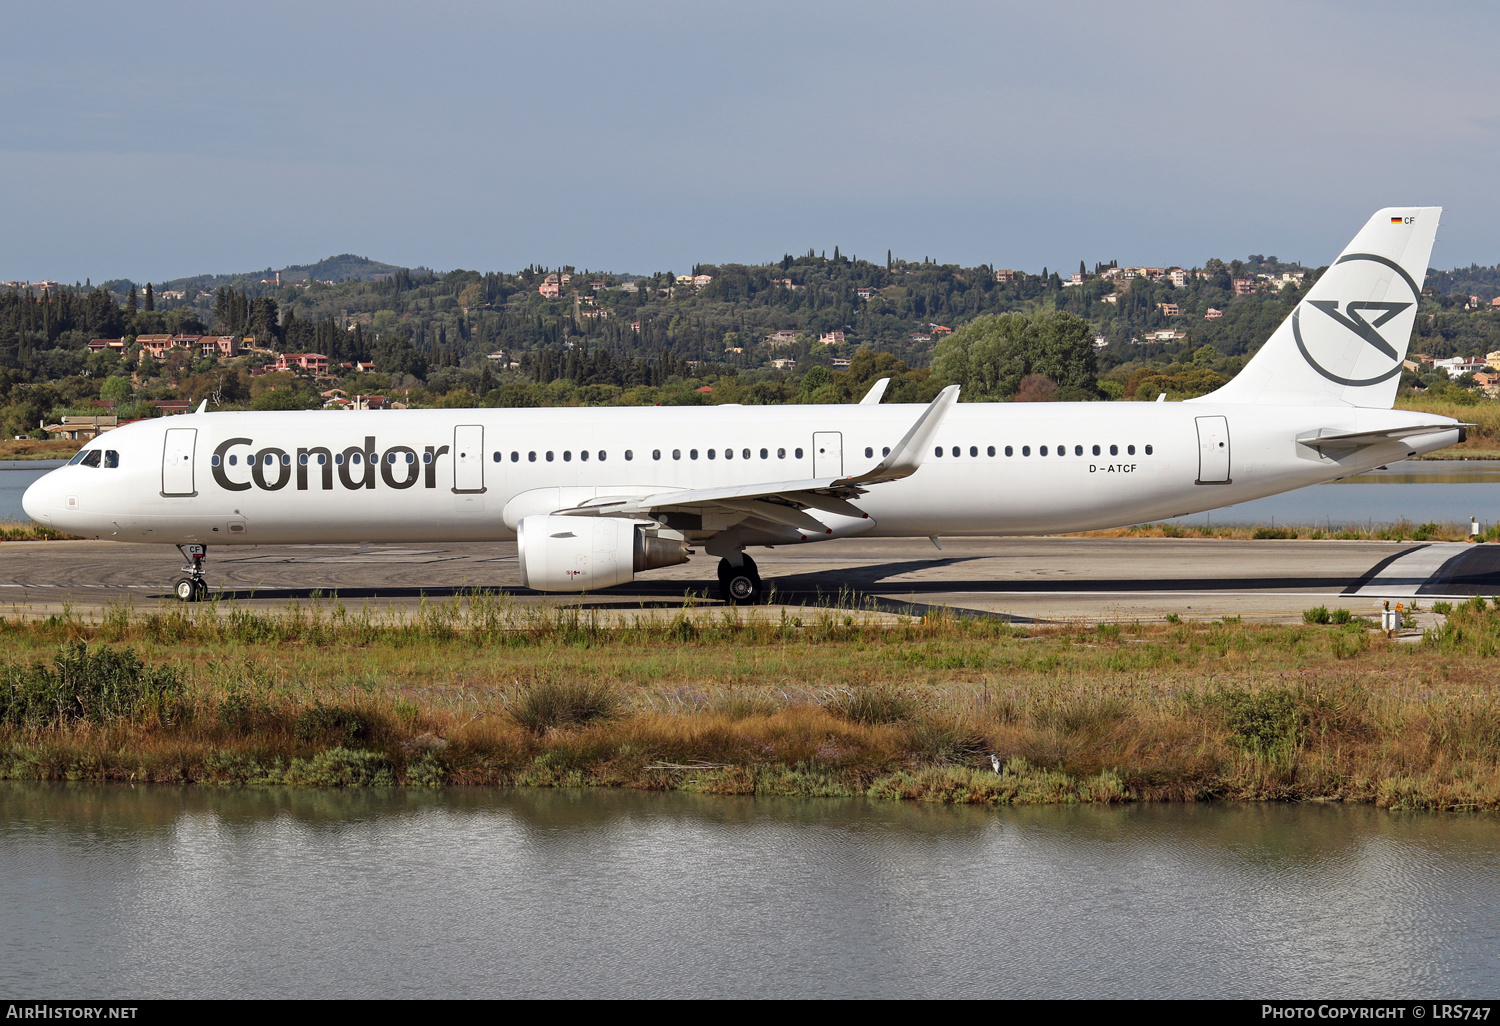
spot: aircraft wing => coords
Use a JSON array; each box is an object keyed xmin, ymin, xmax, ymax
[{"xmin": 555, "ymin": 384, "xmax": 961, "ymax": 530}]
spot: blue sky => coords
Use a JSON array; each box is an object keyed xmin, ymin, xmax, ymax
[{"xmin": 2, "ymin": 1, "xmax": 1497, "ymax": 282}]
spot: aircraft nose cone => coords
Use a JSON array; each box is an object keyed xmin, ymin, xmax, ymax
[{"xmin": 21, "ymin": 475, "xmax": 51, "ymax": 525}]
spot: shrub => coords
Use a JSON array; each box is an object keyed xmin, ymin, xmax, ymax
[
  {"xmin": 827, "ymin": 686, "xmax": 913, "ymax": 724},
  {"xmin": 1254, "ymin": 527, "xmax": 1293, "ymax": 539},
  {"xmin": 293, "ymin": 702, "xmax": 368, "ymax": 745},
  {"xmin": 1432, "ymin": 602, "xmax": 1453, "ymax": 616},
  {"xmin": 1213, "ymin": 687, "xmax": 1305, "ymax": 757},
  {"xmin": 511, "ymin": 679, "xmax": 619, "ymax": 733},
  {"xmin": 0, "ymin": 644, "xmax": 182, "ymax": 726},
  {"xmin": 1331, "ymin": 608, "xmax": 1353, "ymax": 624},
  {"xmin": 1303, "ymin": 606, "xmax": 1331, "ymax": 625}
]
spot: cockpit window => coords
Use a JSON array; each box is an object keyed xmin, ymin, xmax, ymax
[
  {"xmin": 68, "ymin": 449, "xmax": 91, "ymax": 466},
  {"xmin": 76, "ymin": 449, "xmax": 102, "ymax": 468},
  {"xmin": 103, "ymin": 450, "xmax": 119, "ymax": 469}
]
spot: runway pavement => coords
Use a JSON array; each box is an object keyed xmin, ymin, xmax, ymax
[{"xmin": 4, "ymin": 535, "xmax": 1500, "ymax": 623}]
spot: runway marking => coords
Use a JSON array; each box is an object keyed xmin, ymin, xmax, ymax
[{"xmin": 1349, "ymin": 542, "xmax": 1469, "ymax": 597}]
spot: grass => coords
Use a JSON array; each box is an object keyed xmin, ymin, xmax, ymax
[
  {"xmin": 0, "ymin": 439, "xmax": 79, "ymax": 461},
  {"xmin": 0, "ymin": 521, "xmax": 81, "ymax": 542},
  {"xmin": 0, "ymin": 595, "xmax": 1498, "ymax": 809},
  {"xmin": 1397, "ymin": 397, "xmax": 1500, "ymax": 457}
]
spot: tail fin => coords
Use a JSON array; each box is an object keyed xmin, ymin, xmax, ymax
[{"xmin": 1194, "ymin": 207, "xmax": 1440, "ymax": 408}]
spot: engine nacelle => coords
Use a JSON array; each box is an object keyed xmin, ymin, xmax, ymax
[{"xmin": 517, "ymin": 515, "xmax": 690, "ymax": 592}]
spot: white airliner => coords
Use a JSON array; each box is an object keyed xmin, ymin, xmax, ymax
[{"xmin": 23, "ymin": 207, "xmax": 1462, "ymax": 603}]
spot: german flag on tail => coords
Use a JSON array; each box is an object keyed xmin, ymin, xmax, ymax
[{"xmin": 1391, "ymin": 216, "xmax": 1404, "ymax": 224}]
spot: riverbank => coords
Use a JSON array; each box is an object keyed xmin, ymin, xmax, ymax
[{"xmin": 2, "ymin": 597, "xmax": 1499, "ymax": 809}]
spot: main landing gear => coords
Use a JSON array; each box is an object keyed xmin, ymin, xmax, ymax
[
  {"xmin": 717, "ymin": 555, "xmax": 762, "ymax": 606},
  {"xmin": 174, "ymin": 544, "xmax": 210, "ymax": 602}
]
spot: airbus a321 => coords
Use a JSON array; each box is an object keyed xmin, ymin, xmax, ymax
[{"xmin": 23, "ymin": 207, "xmax": 1462, "ymax": 604}]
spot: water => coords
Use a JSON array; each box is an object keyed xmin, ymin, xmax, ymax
[
  {"xmin": 0, "ymin": 460, "xmax": 65, "ymax": 521},
  {"xmin": 4, "ymin": 459, "xmax": 1497, "ymax": 528},
  {"xmin": 2, "ymin": 784, "xmax": 1498, "ymax": 998}
]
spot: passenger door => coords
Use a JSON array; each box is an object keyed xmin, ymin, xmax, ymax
[
  {"xmin": 161, "ymin": 428, "xmax": 197, "ymax": 496},
  {"xmin": 1195, "ymin": 416, "xmax": 1231, "ymax": 484},
  {"xmin": 812, "ymin": 431, "xmax": 843, "ymax": 478}
]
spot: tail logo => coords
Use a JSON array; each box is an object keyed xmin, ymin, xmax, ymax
[{"xmin": 1292, "ymin": 252, "xmax": 1421, "ymax": 388}]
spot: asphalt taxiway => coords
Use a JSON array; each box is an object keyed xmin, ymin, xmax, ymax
[{"xmin": 2, "ymin": 535, "xmax": 1498, "ymax": 623}]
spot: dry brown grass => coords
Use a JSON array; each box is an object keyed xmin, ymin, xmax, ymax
[{"xmin": 1, "ymin": 598, "xmax": 1499, "ymax": 807}]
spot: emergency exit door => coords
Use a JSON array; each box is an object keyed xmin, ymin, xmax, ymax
[
  {"xmin": 1195, "ymin": 416, "xmax": 1231, "ymax": 484},
  {"xmin": 161, "ymin": 428, "xmax": 197, "ymax": 496},
  {"xmin": 452, "ymin": 425, "xmax": 486, "ymax": 493},
  {"xmin": 813, "ymin": 432, "xmax": 843, "ymax": 477}
]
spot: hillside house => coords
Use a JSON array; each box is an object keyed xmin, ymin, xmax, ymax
[
  {"xmin": 994, "ymin": 270, "xmax": 1017, "ymax": 283},
  {"xmin": 1169, "ymin": 268, "xmax": 1189, "ymax": 288},
  {"xmin": 1157, "ymin": 303, "xmax": 1179, "ymax": 316},
  {"xmin": 275, "ymin": 353, "xmax": 330, "ymax": 375},
  {"xmin": 765, "ymin": 330, "xmax": 799, "ymax": 348},
  {"xmin": 1204, "ymin": 308, "xmax": 1223, "ymax": 319},
  {"xmin": 819, "ymin": 331, "xmax": 845, "ymax": 346},
  {"xmin": 1232, "ymin": 278, "xmax": 1256, "ymax": 295}
]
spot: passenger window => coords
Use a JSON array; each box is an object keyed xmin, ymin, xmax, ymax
[
  {"xmin": 1040, "ymin": 446, "xmax": 1048, "ymax": 456},
  {"xmin": 1074, "ymin": 445, "xmax": 1083, "ymax": 456},
  {"xmin": 865, "ymin": 447, "xmax": 873, "ymax": 458},
  {"xmin": 1005, "ymin": 446, "xmax": 1013, "ymax": 456},
  {"xmin": 760, "ymin": 448, "xmax": 768, "ymax": 459},
  {"xmin": 492, "ymin": 452, "xmax": 501, "ymax": 462},
  {"xmin": 1127, "ymin": 445, "xmax": 1136, "ymax": 455},
  {"xmin": 546, "ymin": 452, "xmax": 554, "ymax": 462},
  {"xmin": 987, "ymin": 446, "xmax": 996, "ymax": 457},
  {"xmin": 691, "ymin": 449, "xmax": 699, "ymax": 460},
  {"xmin": 282, "ymin": 454, "xmax": 292, "ymax": 466},
  {"xmin": 795, "ymin": 448, "xmax": 803, "ymax": 459},
  {"xmin": 318, "ymin": 454, "xmax": 327, "ymax": 465},
  {"xmin": 1145, "ymin": 444, "xmax": 1154, "ymax": 455},
  {"xmin": 624, "ymin": 450, "xmax": 632, "ymax": 461},
  {"xmin": 742, "ymin": 449, "xmax": 750, "ymax": 460},
  {"xmin": 951, "ymin": 446, "xmax": 960, "ymax": 457},
  {"xmin": 529, "ymin": 452, "xmax": 537, "ymax": 462},
  {"xmin": 1022, "ymin": 446, "xmax": 1030, "ymax": 456},
  {"xmin": 230, "ymin": 454, "xmax": 239, "ymax": 466},
  {"xmin": 406, "ymin": 453, "xmax": 415, "ymax": 464},
  {"xmin": 212, "ymin": 454, "xmax": 222, "ymax": 467},
  {"xmin": 1110, "ymin": 445, "xmax": 1118, "ymax": 456},
  {"xmin": 652, "ymin": 450, "xmax": 661, "ymax": 460},
  {"xmin": 969, "ymin": 446, "xmax": 977, "ymax": 457},
  {"xmin": 511, "ymin": 452, "xmax": 519, "ymax": 462},
  {"xmin": 422, "ymin": 452, "xmax": 431, "ymax": 464},
  {"xmin": 1092, "ymin": 445, "xmax": 1101, "ymax": 456},
  {"xmin": 580, "ymin": 450, "xmax": 588, "ymax": 461},
  {"xmin": 298, "ymin": 453, "xmax": 308, "ymax": 466},
  {"xmin": 563, "ymin": 451, "xmax": 572, "ymax": 462},
  {"xmin": 882, "ymin": 447, "xmax": 890, "ymax": 457},
  {"xmin": 104, "ymin": 450, "xmax": 119, "ymax": 468},
  {"xmin": 1057, "ymin": 446, "xmax": 1064, "ymax": 458},
  {"xmin": 335, "ymin": 454, "xmax": 344, "ymax": 465},
  {"xmin": 673, "ymin": 449, "xmax": 681, "ymax": 460},
  {"xmin": 351, "ymin": 453, "xmax": 362, "ymax": 465},
  {"xmin": 934, "ymin": 446, "xmax": 943, "ymax": 457},
  {"xmin": 777, "ymin": 448, "xmax": 786, "ymax": 459},
  {"xmin": 599, "ymin": 451, "xmax": 607, "ymax": 462}
]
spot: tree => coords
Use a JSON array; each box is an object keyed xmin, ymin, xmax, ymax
[
  {"xmin": 99, "ymin": 376, "xmax": 132, "ymax": 402},
  {"xmin": 143, "ymin": 283, "xmax": 154, "ymax": 312},
  {"xmin": 932, "ymin": 311, "xmax": 1099, "ymax": 401},
  {"xmin": 126, "ymin": 286, "xmax": 138, "ymax": 313}
]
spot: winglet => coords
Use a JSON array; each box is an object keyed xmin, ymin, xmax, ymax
[
  {"xmin": 843, "ymin": 384, "xmax": 960, "ymax": 486},
  {"xmin": 859, "ymin": 378, "xmax": 890, "ymax": 405},
  {"xmin": 195, "ymin": 399, "xmax": 208, "ymax": 414}
]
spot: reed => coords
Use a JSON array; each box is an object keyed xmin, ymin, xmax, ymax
[{"xmin": 1, "ymin": 598, "xmax": 1499, "ymax": 808}]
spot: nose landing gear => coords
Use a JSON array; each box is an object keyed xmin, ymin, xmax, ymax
[
  {"xmin": 717, "ymin": 555, "xmax": 762, "ymax": 605},
  {"xmin": 174, "ymin": 544, "xmax": 210, "ymax": 602}
]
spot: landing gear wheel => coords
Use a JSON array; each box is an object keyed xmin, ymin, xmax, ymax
[
  {"xmin": 175, "ymin": 578, "xmax": 199, "ymax": 603},
  {"xmin": 717, "ymin": 557, "xmax": 762, "ymax": 605},
  {"xmin": 193, "ymin": 579, "xmax": 209, "ymax": 602}
]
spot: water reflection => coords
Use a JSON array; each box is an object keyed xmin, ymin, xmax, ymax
[{"xmin": 2, "ymin": 783, "xmax": 1498, "ymax": 998}]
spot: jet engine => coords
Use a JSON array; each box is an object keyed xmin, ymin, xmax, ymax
[{"xmin": 517, "ymin": 515, "xmax": 690, "ymax": 592}]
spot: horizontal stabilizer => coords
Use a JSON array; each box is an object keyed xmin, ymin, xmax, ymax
[{"xmin": 1297, "ymin": 423, "xmax": 1466, "ymax": 449}]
